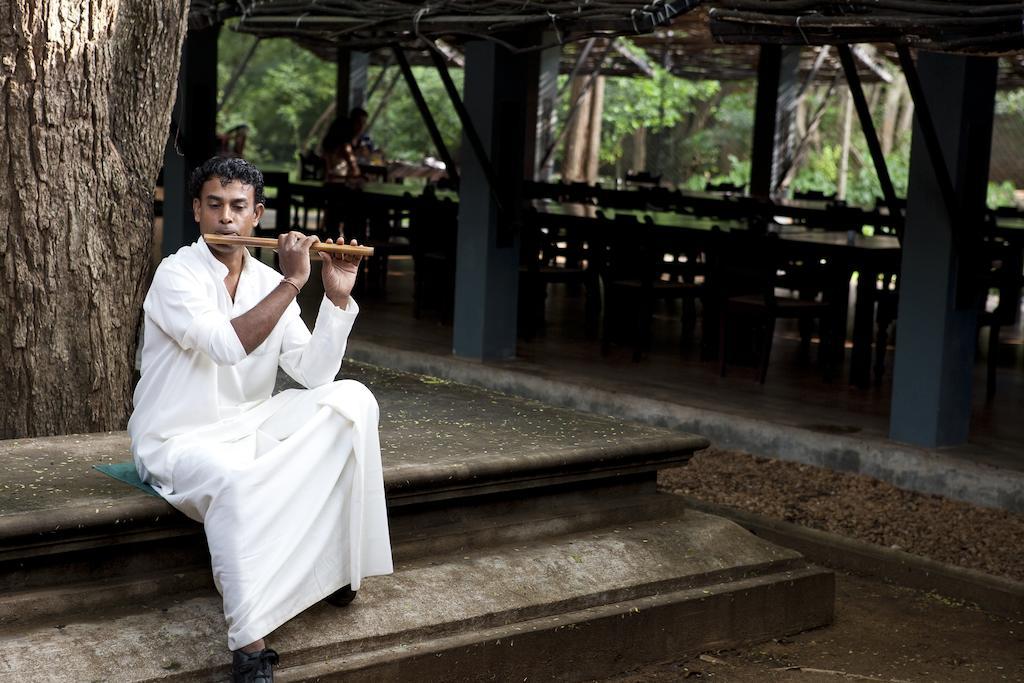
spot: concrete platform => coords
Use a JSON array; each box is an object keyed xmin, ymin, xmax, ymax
[
  {"xmin": 0, "ymin": 362, "xmax": 834, "ymax": 681},
  {"xmin": 0, "ymin": 510, "xmax": 831, "ymax": 682}
]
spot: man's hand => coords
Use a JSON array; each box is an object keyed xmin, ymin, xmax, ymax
[
  {"xmin": 321, "ymin": 237, "xmax": 363, "ymax": 308},
  {"xmin": 229, "ymin": 231, "xmax": 318, "ymax": 355},
  {"xmin": 277, "ymin": 231, "xmax": 319, "ymax": 288}
]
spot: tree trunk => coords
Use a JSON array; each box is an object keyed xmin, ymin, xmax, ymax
[
  {"xmin": 896, "ymin": 85, "xmax": 916, "ymax": 144},
  {"xmin": 0, "ymin": 0, "xmax": 189, "ymax": 438},
  {"xmin": 561, "ymin": 75, "xmax": 591, "ymax": 182},
  {"xmin": 631, "ymin": 126, "xmax": 647, "ymax": 173},
  {"xmin": 795, "ymin": 93, "xmax": 807, "ymax": 138},
  {"xmin": 584, "ymin": 75, "xmax": 604, "ymax": 184},
  {"xmin": 880, "ymin": 80, "xmax": 904, "ymax": 156},
  {"xmin": 838, "ymin": 91, "xmax": 854, "ymax": 200},
  {"xmin": 866, "ymin": 83, "xmax": 881, "ymax": 114}
]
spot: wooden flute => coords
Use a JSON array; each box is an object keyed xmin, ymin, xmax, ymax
[{"xmin": 203, "ymin": 233, "xmax": 374, "ymax": 257}]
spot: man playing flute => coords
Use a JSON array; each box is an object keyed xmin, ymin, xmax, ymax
[{"xmin": 128, "ymin": 157, "xmax": 393, "ymax": 682}]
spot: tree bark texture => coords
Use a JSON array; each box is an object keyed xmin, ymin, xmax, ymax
[
  {"xmin": 584, "ymin": 75, "xmax": 604, "ymax": 184},
  {"xmin": 880, "ymin": 80, "xmax": 904, "ymax": 156},
  {"xmin": 838, "ymin": 90, "xmax": 854, "ymax": 200},
  {"xmin": 1, "ymin": 0, "xmax": 189, "ymax": 438},
  {"xmin": 561, "ymin": 75, "xmax": 591, "ymax": 182},
  {"xmin": 896, "ymin": 85, "xmax": 915, "ymax": 144},
  {"xmin": 631, "ymin": 126, "xmax": 646, "ymax": 173}
]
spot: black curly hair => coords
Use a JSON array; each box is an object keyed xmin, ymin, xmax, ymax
[{"xmin": 188, "ymin": 156, "xmax": 265, "ymax": 206}]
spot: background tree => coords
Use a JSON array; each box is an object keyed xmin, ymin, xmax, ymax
[
  {"xmin": 1, "ymin": 1, "xmax": 189, "ymax": 437},
  {"xmin": 218, "ymin": 25, "xmax": 463, "ymax": 172}
]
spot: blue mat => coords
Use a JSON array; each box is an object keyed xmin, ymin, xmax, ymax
[{"xmin": 93, "ymin": 462, "xmax": 160, "ymax": 497}]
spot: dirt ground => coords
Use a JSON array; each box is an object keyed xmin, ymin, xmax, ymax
[
  {"xmin": 601, "ymin": 571, "xmax": 1024, "ymax": 682},
  {"xmin": 596, "ymin": 448, "xmax": 1024, "ymax": 682},
  {"xmin": 658, "ymin": 449, "xmax": 1024, "ymax": 582}
]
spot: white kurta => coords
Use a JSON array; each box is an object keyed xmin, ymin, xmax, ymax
[{"xmin": 128, "ymin": 238, "xmax": 393, "ymax": 650}]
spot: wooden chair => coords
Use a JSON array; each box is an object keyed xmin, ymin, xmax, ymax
[
  {"xmin": 968, "ymin": 240, "xmax": 1021, "ymax": 400},
  {"xmin": 289, "ymin": 183, "xmax": 327, "ymax": 234},
  {"xmin": 714, "ymin": 231, "xmax": 841, "ymax": 383},
  {"xmin": 518, "ymin": 208, "xmax": 600, "ymax": 339},
  {"xmin": 299, "ymin": 149, "xmax": 325, "ymax": 181},
  {"xmin": 360, "ymin": 194, "xmax": 414, "ymax": 294},
  {"xmin": 598, "ymin": 214, "xmax": 706, "ymax": 361},
  {"xmin": 872, "ymin": 270, "xmax": 900, "ymax": 386},
  {"xmin": 873, "ymin": 240, "xmax": 1023, "ymax": 399}
]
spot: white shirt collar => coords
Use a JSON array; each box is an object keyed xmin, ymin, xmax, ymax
[{"xmin": 197, "ymin": 236, "xmax": 254, "ymax": 280}]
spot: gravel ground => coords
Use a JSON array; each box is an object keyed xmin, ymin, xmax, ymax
[{"xmin": 658, "ymin": 448, "xmax": 1024, "ymax": 583}]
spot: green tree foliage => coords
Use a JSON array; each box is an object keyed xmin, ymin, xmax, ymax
[
  {"xmin": 674, "ymin": 89, "xmax": 756, "ymax": 189},
  {"xmin": 366, "ymin": 67, "xmax": 463, "ymax": 164},
  {"xmin": 217, "ymin": 31, "xmax": 335, "ymax": 169},
  {"xmin": 217, "ymin": 25, "xmax": 462, "ymax": 173},
  {"xmin": 218, "ymin": 28, "xmax": 1022, "ymax": 209},
  {"xmin": 595, "ymin": 52, "xmax": 719, "ymax": 166}
]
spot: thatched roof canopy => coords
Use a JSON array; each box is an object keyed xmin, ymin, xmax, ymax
[
  {"xmin": 190, "ymin": 2, "xmax": 1024, "ymax": 87},
  {"xmin": 189, "ymin": 1, "xmax": 699, "ymax": 47},
  {"xmin": 706, "ymin": 1, "xmax": 1024, "ymax": 55}
]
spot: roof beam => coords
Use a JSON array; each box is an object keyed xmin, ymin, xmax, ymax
[{"xmin": 612, "ymin": 41, "xmax": 655, "ymax": 77}]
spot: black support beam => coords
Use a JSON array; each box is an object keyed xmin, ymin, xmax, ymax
[
  {"xmin": 163, "ymin": 25, "xmax": 220, "ymax": 257},
  {"xmin": 428, "ymin": 47, "xmax": 505, "ymax": 221},
  {"xmin": 392, "ymin": 46, "xmax": 460, "ymax": 190},
  {"xmin": 749, "ymin": 45, "xmax": 782, "ymax": 200},
  {"xmin": 837, "ymin": 44, "xmax": 901, "ymax": 241},
  {"xmin": 896, "ymin": 46, "xmax": 961, "ymax": 245}
]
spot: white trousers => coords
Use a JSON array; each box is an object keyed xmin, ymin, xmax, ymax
[{"xmin": 155, "ymin": 380, "xmax": 393, "ymax": 650}]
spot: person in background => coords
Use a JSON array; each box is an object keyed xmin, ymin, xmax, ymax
[
  {"xmin": 349, "ymin": 107, "xmax": 375, "ymax": 163},
  {"xmin": 321, "ymin": 117, "xmax": 362, "ymax": 184}
]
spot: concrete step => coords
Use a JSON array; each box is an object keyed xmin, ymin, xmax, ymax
[
  {"xmin": 0, "ymin": 480, "xmax": 678, "ymax": 627},
  {"xmin": 0, "ymin": 510, "xmax": 833, "ymax": 682},
  {"xmin": 0, "ymin": 438, "xmax": 701, "ymax": 590},
  {"xmin": 0, "ymin": 362, "xmax": 704, "ymax": 577},
  {"xmin": 0, "ymin": 365, "xmax": 831, "ymax": 681},
  {"xmin": 1, "ymin": 363, "xmax": 705, "ymax": 621}
]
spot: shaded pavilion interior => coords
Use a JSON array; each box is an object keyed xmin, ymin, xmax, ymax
[{"xmin": 170, "ymin": 1, "xmax": 1024, "ymax": 471}]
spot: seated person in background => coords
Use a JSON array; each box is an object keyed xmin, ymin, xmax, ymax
[
  {"xmin": 321, "ymin": 116, "xmax": 362, "ymax": 184},
  {"xmin": 349, "ymin": 107, "xmax": 375, "ymax": 162},
  {"xmin": 217, "ymin": 124, "xmax": 249, "ymax": 159}
]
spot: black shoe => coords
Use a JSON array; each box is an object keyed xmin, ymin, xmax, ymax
[
  {"xmin": 232, "ymin": 647, "xmax": 278, "ymax": 683},
  {"xmin": 324, "ymin": 584, "xmax": 357, "ymax": 607}
]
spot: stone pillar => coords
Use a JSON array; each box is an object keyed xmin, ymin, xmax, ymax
[
  {"xmin": 889, "ymin": 54, "xmax": 998, "ymax": 447},
  {"xmin": 162, "ymin": 25, "xmax": 220, "ymax": 257},
  {"xmin": 452, "ymin": 40, "xmax": 537, "ymax": 360}
]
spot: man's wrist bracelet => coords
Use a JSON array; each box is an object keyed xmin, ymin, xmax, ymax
[{"xmin": 281, "ymin": 277, "xmax": 302, "ymax": 294}]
